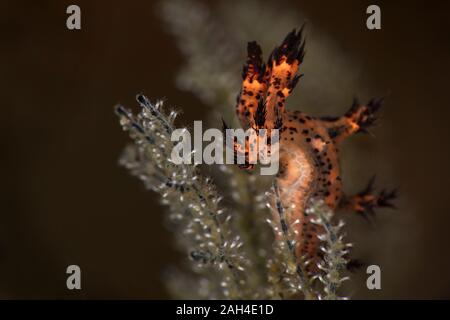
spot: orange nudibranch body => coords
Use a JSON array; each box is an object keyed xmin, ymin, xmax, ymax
[{"xmin": 232, "ymin": 26, "xmax": 391, "ymax": 271}]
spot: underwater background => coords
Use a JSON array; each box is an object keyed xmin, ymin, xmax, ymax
[{"xmin": 0, "ymin": 0, "xmax": 449, "ymax": 298}]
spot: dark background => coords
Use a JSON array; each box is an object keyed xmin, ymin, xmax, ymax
[{"xmin": 0, "ymin": 0, "xmax": 449, "ymax": 299}]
